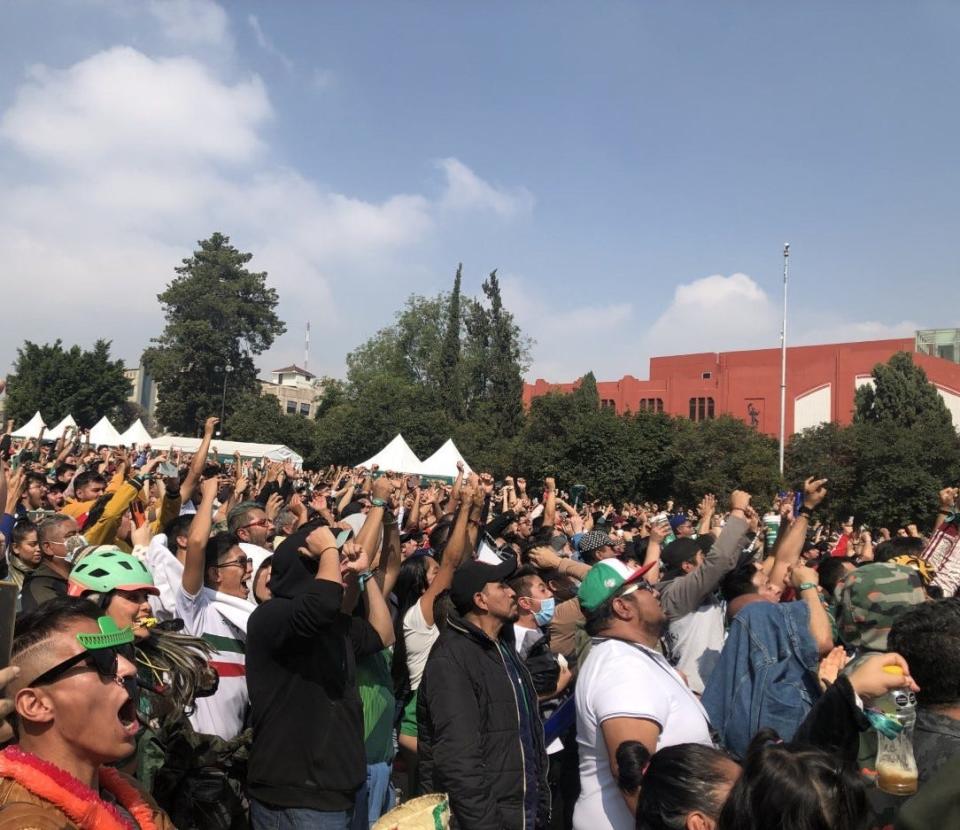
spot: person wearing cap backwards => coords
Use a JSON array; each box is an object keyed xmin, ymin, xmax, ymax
[
  {"xmin": 573, "ymin": 559, "xmax": 714, "ymax": 830},
  {"xmin": 668, "ymin": 513, "xmax": 695, "ymax": 539},
  {"xmin": 0, "ymin": 596, "xmax": 175, "ymax": 828},
  {"xmin": 417, "ymin": 556, "xmax": 549, "ymax": 830},
  {"xmin": 656, "ymin": 490, "xmax": 752, "ymax": 695}
]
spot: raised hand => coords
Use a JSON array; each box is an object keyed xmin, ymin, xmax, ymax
[{"xmin": 803, "ymin": 477, "xmax": 828, "ymax": 510}]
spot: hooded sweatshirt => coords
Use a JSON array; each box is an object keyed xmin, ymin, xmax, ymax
[{"xmin": 245, "ymin": 531, "xmax": 384, "ymax": 811}]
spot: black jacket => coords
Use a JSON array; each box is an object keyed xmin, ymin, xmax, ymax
[
  {"xmin": 20, "ymin": 563, "xmax": 67, "ymax": 614},
  {"xmin": 245, "ymin": 539, "xmax": 383, "ymax": 811},
  {"xmin": 417, "ymin": 614, "xmax": 549, "ymax": 830}
]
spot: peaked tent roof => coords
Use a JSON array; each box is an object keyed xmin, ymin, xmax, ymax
[
  {"xmin": 418, "ymin": 439, "xmax": 473, "ymax": 479},
  {"xmin": 45, "ymin": 415, "xmax": 78, "ymax": 441},
  {"xmin": 88, "ymin": 416, "xmax": 123, "ymax": 447},
  {"xmin": 119, "ymin": 419, "xmax": 152, "ymax": 446},
  {"xmin": 11, "ymin": 412, "xmax": 46, "ymax": 439},
  {"xmin": 358, "ymin": 434, "xmax": 424, "ymax": 474}
]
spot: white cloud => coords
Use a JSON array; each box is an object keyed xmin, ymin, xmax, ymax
[
  {"xmin": 247, "ymin": 14, "xmax": 294, "ymax": 73},
  {"xmin": 0, "ymin": 47, "xmax": 528, "ymax": 378},
  {"xmin": 500, "ymin": 274, "xmax": 632, "ymax": 380},
  {"xmin": 437, "ymin": 157, "xmax": 534, "ymax": 218},
  {"xmin": 0, "ymin": 47, "xmax": 270, "ymax": 168},
  {"xmin": 643, "ymin": 273, "xmax": 781, "ymax": 357},
  {"xmin": 146, "ymin": 0, "xmax": 230, "ymax": 47}
]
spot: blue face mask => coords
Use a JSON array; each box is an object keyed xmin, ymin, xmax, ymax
[{"xmin": 533, "ymin": 597, "xmax": 556, "ymax": 627}]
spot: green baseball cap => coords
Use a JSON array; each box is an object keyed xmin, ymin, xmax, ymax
[{"xmin": 578, "ymin": 559, "xmax": 656, "ymax": 612}]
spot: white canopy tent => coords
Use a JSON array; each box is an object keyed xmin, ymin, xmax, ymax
[
  {"xmin": 119, "ymin": 419, "xmax": 152, "ymax": 447},
  {"xmin": 149, "ymin": 435, "xmax": 303, "ymax": 465},
  {"xmin": 358, "ymin": 434, "xmax": 424, "ymax": 474},
  {"xmin": 418, "ymin": 439, "xmax": 472, "ymax": 479},
  {"xmin": 87, "ymin": 416, "xmax": 123, "ymax": 447},
  {"xmin": 11, "ymin": 412, "xmax": 46, "ymax": 439},
  {"xmin": 45, "ymin": 415, "xmax": 77, "ymax": 441}
]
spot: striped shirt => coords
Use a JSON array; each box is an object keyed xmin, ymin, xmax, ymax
[{"xmin": 176, "ymin": 585, "xmax": 249, "ymax": 740}]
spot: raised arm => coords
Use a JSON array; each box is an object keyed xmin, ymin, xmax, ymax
[
  {"xmin": 419, "ymin": 479, "xmax": 476, "ymax": 626},
  {"xmin": 767, "ymin": 478, "xmax": 827, "ymax": 593},
  {"xmin": 696, "ymin": 493, "xmax": 716, "ymax": 537},
  {"xmin": 182, "ymin": 476, "xmax": 219, "ymax": 596},
  {"xmin": 541, "ymin": 477, "xmax": 557, "ymax": 532},
  {"xmin": 180, "ymin": 416, "xmax": 218, "ymax": 504}
]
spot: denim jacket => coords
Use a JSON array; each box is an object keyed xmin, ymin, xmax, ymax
[{"xmin": 701, "ymin": 600, "xmax": 821, "ymax": 759}]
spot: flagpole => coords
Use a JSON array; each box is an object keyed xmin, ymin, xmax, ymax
[{"xmin": 779, "ymin": 243, "xmax": 790, "ymax": 477}]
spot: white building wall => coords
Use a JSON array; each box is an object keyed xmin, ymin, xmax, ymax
[
  {"xmin": 936, "ymin": 387, "xmax": 960, "ymax": 431},
  {"xmin": 794, "ymin": 384, "xmax": 832, "ymax": 433}
]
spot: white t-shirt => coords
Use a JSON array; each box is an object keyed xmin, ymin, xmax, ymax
[
  {"xmin": 176, "ymin": 585, "xmax": 250, "ymax": 741},
  {"xmin": 662, "ymin": 598, "xmax": 727, "ymax": 695},
  {"xmin": 573, "ymin": 638, "xmax": 713, "ymax": 830},
  {"xmin": 403, "ymin": 599, "xmax": 439, "ymax": 692}
]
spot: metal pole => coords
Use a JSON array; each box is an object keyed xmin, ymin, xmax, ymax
[{"xmin": 778, "ymin": 243, "xmax": 790, "ymax": 477}]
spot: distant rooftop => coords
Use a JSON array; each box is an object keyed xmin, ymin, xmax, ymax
[{"xmin": 271, "ymin": 364, "xmax": 316, "ymax": 379}]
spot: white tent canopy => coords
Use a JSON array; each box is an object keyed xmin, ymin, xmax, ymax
[
  {"xmin": 358, "ymin": 434, "xmax": 424, "ymax": 474},
  {"xmin": 119, "ymin": 419, "xmax": 152, "ymax": 447},
  {"xmin": 149, "ymin": 435, "xmax": 303, "ymax": 465},
  {"xmin": 11, "ymin": 412, "xmax": 46, "ymax": 439},
  {"xmin": 418, "ymin": 439, "xmax": 472, "ymax": 479},
  {"xmin": 87, "ymin": 416, "xmax": 123, "ymax": 447},
  {"xmin": 45, "ymin": 415, "xmax": 78, "ymax": 441}
]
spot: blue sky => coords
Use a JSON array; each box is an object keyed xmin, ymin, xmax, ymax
[{"xmin": 2, "ymin": 1, "xmax": 958, "ymax": 385}]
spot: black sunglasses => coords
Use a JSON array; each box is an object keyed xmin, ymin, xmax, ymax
[{"xmin": 27, "ymin": 643, "xmax": 135, "ymax": 689}]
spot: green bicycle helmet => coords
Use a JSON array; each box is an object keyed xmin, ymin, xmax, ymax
[{"xmin": 68, "ymin": 547, "xmax": 160, "ymax": 598}]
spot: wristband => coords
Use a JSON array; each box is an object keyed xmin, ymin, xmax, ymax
[
  {"xmin": 357, "ymin": 570, "xmax": 374, "ymax": 591},
  {"xmin": 371, "ymin": 498, "xmax": 387, "ymax": 508},
  {"xmin": 798, "ymin": 582, "xmax": 818, "ymax": 593}
]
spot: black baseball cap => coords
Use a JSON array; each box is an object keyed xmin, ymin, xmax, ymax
[{"xmin": 450, "ymin": 557, "xmax": 518, "ymax": 615}]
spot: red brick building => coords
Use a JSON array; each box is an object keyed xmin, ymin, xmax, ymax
[{"xmin": 522, "ymin": 330, "xmax": 960, "ymax": 436}]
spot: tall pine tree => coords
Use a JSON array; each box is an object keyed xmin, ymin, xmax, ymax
[
  {"xmin": 144, "ymin": 233, "xmax": 286, "ymax": 434},
  {"xmin": 438, "ymin": 264, "xmax": 463, "ymax": 418},
  {"xmin": 482, "ymin": 270, "xmax": 525, "ymax": 437}
]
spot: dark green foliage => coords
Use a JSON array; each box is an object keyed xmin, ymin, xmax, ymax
[
  {"xmin": 5, "ymin": 340, "xmax": 131, "ymax": 428},
  {"xmin": 787, "ymin": 352, "xmax": 960, "ymax": 528},
  {"xmin": 143, "ymin": 233, "xmax": 286, "ymax": 435},
  {"xmin": 226, "ymin": 394, "xmax": 317, "ymax": 460}
]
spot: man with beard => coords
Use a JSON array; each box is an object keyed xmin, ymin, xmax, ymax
[
  {"xmin": 573, "ymin": 559, "xmax": 713, "ymax": 830},
  {"xmin": 418, "ymin": 558, "xmax": 549, "ymax": 830}
]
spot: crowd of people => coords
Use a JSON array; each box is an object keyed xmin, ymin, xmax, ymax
[{"xmin": 0, "ymin": 413, "xmax": 957, "ymax": 830}]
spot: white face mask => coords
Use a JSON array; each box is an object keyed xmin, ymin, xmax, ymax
[{"xmin": 54, "ymin": 534, "xmax": 88, "ymax": 564}]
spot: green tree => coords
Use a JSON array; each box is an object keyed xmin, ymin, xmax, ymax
[
  {"xmin": 438, "ymin": 264, "xmax": 463, "ymax": 417},
  {"xmin": 785, "ymin": 422, "xmax": 859, "ymax": 522},
  {"xmin": 671, "ymin": 416, "xmax": 780, "ymax": 508},
  {"xmin": 481, "ymin": 270, "xmax": 526, "ymax": 437},
  {"xmin": 143, "ymin": 233, "xmax": 286, "ymax": 434},
  {"xmin": 855, "ymin": 351, "xmax": 954, "ymax": 430},
  {"xmin": 226, "ymin": 394, "xmax": 317, "ymax": 459},
  {"xmin": 5, "ymin": 340, "xmax": 131, "ymax": 428}
]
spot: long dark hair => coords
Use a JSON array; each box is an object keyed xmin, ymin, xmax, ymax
[
  {"xmin": 617, "ymin": 741, "xmax": 735, "ymax": 830},
  {"xmin": 717, "ymin": 730, "xmax": 868, "ymax": 830},
  {"xmin": 391, "ymin": 555, "xmax": 435, "ymax": 697}
]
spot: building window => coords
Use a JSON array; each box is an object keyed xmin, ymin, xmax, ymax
[
  {"xmin": 600, "ymin": 399, "xmax": 616, "ymax": 409},
  {"xmin": 638, "ymin": 398, "xmax": 664, "ymax": 413},
  {"xmin": 286, "ymin": 399, "xmax": 297, "ymax": 414},
  {"xmin": 688, "ymin": 397, "xmax": 715, "ymax": 422},
  {"xmin": 702, "ymin": 372, "xmax": 712, "ymax": 380},
  {"xmin": 299, "ymin": 402, "xmax": 311, "ymax": 416}
]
